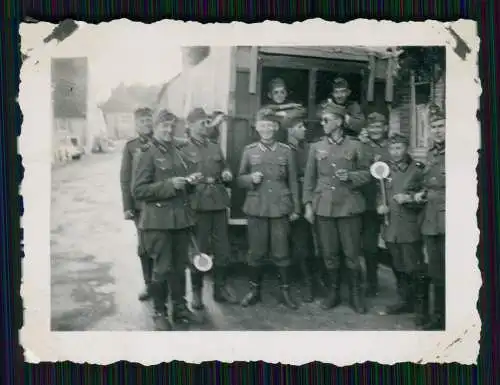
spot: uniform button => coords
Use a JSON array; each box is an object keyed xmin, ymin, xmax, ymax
[
  {"xmin": 331, "ymin": 187, "xmax": 336, "ymax": 190},
  {"xmin": 331, "ymin": 163, "xmax": 336, "ymax": 167},
  {"xmin": 268, "ymin": 189, "xmax": 272, "ymax": 192}
]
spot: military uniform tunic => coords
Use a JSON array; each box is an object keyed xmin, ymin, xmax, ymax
[
  {"xmin": 419, "ymin": 144, "xmax": 446, "ymax": 283},
  {"xmin": 238, "ymin": 141, "xmax": 300, "ymax": 267},
  {"xmin": 183, "ymin": 137, "xmax": 231, "ymax": 267},
  {"xmin": 132, "ymin": 138, "xmax": 195, "ymax": 280},
  {"xmin": 289, "ymin": 139, "xmax": 315, "ymax": 260},
  {"xmin": 303, "ymin": 135, "xmax": 371, "ymax": 269},
  {"xmin": 380, "ymin": 157, "xmax": 425, "ymax": 274}
]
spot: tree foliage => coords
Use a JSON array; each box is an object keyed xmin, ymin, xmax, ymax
[{"xmin": 394, "ymin": 46, "xmax": 445, "ymax": 84}]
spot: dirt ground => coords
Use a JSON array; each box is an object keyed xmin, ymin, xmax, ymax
[{"xmin": 51, "ymin": 142, "xmax": 418, "ymax": 331}]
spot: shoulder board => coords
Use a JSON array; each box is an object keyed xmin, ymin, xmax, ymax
[
  {"xmin": 278, "ymin": 142, "xmax": 291, "ymax": 150},
  {"xmin": 126, "ymin": 137, "xmax": 138, "ymax": 145},
  {"xmin": 245, "ymin": 142, "xmax": 259, "ymax": 149},
  {"xmin": 415, "ymin": 161, "xmax": 425, "ymax": 169}
]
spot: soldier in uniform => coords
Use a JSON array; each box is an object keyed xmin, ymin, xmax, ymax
[
  {"xmin": 183, "ymin": 108, "xmax": 238, "ymax": 310},
  {"xmin": 238, "ymin": 108, "xmax": 301, "ymax": 310},
  {"xmin": 132, "ymin": 109, "xmax": 203, "ymax": 331},
  {"xmin": 321, "ymin": 77, "xmax": 366, "ymax": 139},
  {"xmin": 414, "ymin": 110, "xmax": 446, "ymax": 330},
  {"xmin": 303, "ymin": 102, "xmax": 371, "ymax": 314},
  {"xmin": 120, "ymin": 107, "xmax": 154, "ymax": 301},
  {"xmin": 360, "ymin": 111, "xmax": 391, "ymax": 297},
  {"xmin": 376, "ymin": 133, "xmax": 426, "ymax": 318},
  {"xmin": 285, "ymin": 107, "xmax": 324, "ymax": 302},
  {"xmin": 261, "ymin": 77, "xmax": 306, "ymax": 143}
]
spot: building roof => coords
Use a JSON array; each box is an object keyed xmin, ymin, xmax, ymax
[{"xmin": 99, "ymin": 83, "xmax": 162, "ymax": 113}]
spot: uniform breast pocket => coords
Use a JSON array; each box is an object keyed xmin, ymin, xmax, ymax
[
  {"xmin": 316, "ymin": 153, "xmax": 330, "ymax": 173},
  {"xmin": 278, "ymin": 157, "xmax": 288, "ymax": 177},
  {"xmin": 155, "ymin": 158, "xmax": 172, "ymax": 172}
]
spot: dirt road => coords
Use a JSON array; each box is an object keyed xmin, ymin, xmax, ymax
[{"xmin": 51, "ymin": 143, "xmax": 417, "ymax": 331}]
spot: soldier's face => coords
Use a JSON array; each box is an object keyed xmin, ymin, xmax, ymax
[
  {"xmin": 256, "ymin": 120, "xmax": 278, "ymax": 141},
  {"xmin": 190, "ymin": 119, "xmax": 208, "ymax": 139},
  {"xmin": 430, "ymin": 119, "xmax": 446, "ymax": 144},
  {"xmin": 321, "ymin": 113, "xmax": 342, "ymax": 135},
  {"xmin": 269, "ymin": 86, "xmax": 288, "ymax": 104},
  {"xmin": 332, "ymin": 87, "xmax": 350, "ymax": 105},
  {"xmin": 388, "ymin": 142, "xmax": 408, "ymax": 162},
  {"xmin": 153, "ymin": 121, "xmax": 174, "ymax": 142},
  {"xmin": 136, "ymin": 115, "xmax": 153, "ymax": 136},
  {"xmin": 291, "ymin": 122, "xmax": 306, "ymax": 141},
  {"xmin": 367, "ymin": 122, "xmax": 387, "ymax": 141}
]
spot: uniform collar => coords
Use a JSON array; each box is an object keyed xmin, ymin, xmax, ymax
[
  {"xmin": 431, "ymin": 142, "xmax": 445, "ymax": 154},
  {"xmin": 138, "ymin": 134, "xmax": 151, "ymax": 144},
  {"xmin": 288, "ymin": 137, "xmax": 304, "ymax": 150},
  {"xmin": 327, "ymin": 132, "xmax": 345, "ymax": 145},
  {"xmin": 258, "ymin": 141, "xmax": 278, "ymax": 152},
  {"xmin": 151, "ymin": 137, "xmax": 173, "ymax": 154}
]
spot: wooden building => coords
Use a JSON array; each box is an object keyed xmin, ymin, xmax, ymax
[{"xmin": 157, "ymin": 46, "xmax": 445, "ymax": 225}]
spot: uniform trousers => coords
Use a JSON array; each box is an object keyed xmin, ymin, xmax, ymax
[
  {"xmin": 425, "ymin": 235, "xmax": 445, "ymax": 285},
  {"xmin": 386, "ymin": 241, "xmax": 424, "ymax": 275},
  {"xmin": 247, "ymin": 216, "xmax": 290, "ymax": 267},
  {"xmin": 315, "ymin": 215, "xmax": 363, "ymax": 270},
  {"xmin": 290, "ymin": 217, "xmax": 315, "ymax": 261},
  {"xmin": 194, "ymin": 210, "xmax": 230, "ymax": 267},
  {"xmin": 133, "ymin": 216, "xmax": 152, "ymax": 286}
]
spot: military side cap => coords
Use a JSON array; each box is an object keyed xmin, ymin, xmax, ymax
[
  {"xmin": 332, "ymin": 77, "xmax": 350, "ymax": 90},
  {"xmin": 154, "ymin": 109, "xmax": 178, "ymax": 125},
  {"xmin": 429, "ymin": 110, "xmax": 445, "ymax": 123},
  {"xmin": 187, "ymin": 107, "xmax": 210, "ymax": 123},
  {"xmin": 388, "ymin": 132, "xmax": 410, "ymax": 145},
  {"xmin": 134, "ymin": 107, "xmax": 153, "ymax": 117},
  {"xmin": 255, "ymin": 107, "xmax": 281, "ymax": 123},
  {"xmin": 321, "ymin": 101, "xmax": 346, "ymax": 117},
  {"xmin": 268, "ymin": 77, "xmax": 287, "ymax": 91},
  {"xmin": 367, "ymin": 111, "xmax": 387, "ymax": 124}
]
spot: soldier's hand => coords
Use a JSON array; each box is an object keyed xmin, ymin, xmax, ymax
[
  {"xmin": 124, "ymin": 210, "xmax": 135, "ymax": 220},
  {"xmin": 393, "ymin": 193, "xmax": 412, "ymax": 204},
  {"xmin": 414, "ymin": 191, "xmax": 428, "ymax": 203},
  {"xmin": 171, "ymin": 176, "xmax": 187, "ymax": 190},
  {"xmin": 345, "ymin": 114, "xmax": 351, "ymax": 124},
  {"xmin": 358, "ymin": 128, "xmax": 370, "ymax": 143},
  {"xmin": 251, "ymin": 172, "xmax": 264, "ymax": 184},
  {"xmin": 221, "ymin": 169, "xmax": 233, "ymax": 182},
  {"xmin": 304, "ymin": 204, "xmax": 315, "ymax": 224},
  {"xmin": 289, "ymin": 212, "xmax": 300, "ymax": 222},
  {"xmin": 377, "ymin": 205, "xmax": 389, "ymax": 215},
  {"xmin": 186, "ymin": 172, "xmax": 204, "ymax": 185},
  {"xmin": 335, "ymin": 169, "xmax": 349, "ymax": 182}
]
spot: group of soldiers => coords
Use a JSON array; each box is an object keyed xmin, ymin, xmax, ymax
[{"xmin": 120, "ymin": 76, "xmax": 446, "ymax": 332}]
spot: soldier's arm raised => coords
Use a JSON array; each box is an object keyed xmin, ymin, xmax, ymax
[
  {"xmin": 346, "ymin": 102, "xmax": 366, "ymax": 134},
  {"xmin": 132, "ymin": 150, "xmax": 178, "ymax": 201},
  {"xmin": 287, "ymin": 148, "xmax": 301, "ymax": 214},
  {"xmin": 302, "ymin": 143, "xmax": 317, "ymax": 205},
  {"xmin": 119, "ymin": 144, "xmax": 134, "ymax": 212},
  {"xmin": 237, "ymin": 149, "xmax": 255, "ymax": 189},
  {"xmin": 346, "ymin": 143, "xmax": 371, "ymax": 188}
]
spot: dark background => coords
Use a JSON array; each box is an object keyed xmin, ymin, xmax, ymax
[{"xmin": 1, "ymin": 1, "xmax": 497, "ymax": 385}]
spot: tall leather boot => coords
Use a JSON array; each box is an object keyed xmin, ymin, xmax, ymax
[
  {"xmin": 321, "ymin": 268, "xmax": 341, "ymax": 309},
  {"xmin": 278, "ymin": 267, "xmax": 299, "ymax": 310},
  {"xmin": 365, "ymin": 253, "xmax": 379, "ymax": 298},
  {"xmin": 414, "ymin": 274, "xmax": 430, "ymax": 328},
  {"xmin": 300, "ymin": 260, "xmax": 314, "ymax": 303},
  {"xmin": 424, "ymin": 283, "xmax": 445, "ymax": 330},
  {"xmin": 241, "ymin": 266, "xmax": 262, "ymax": 307},
  {"xmin": 191, "ymin": 269, "xmax": 205, "ymax": 310},
  {"xmin": 138, "ymin": 257, "xmax": 153, "ymax": 301},
  {"xmin": 387, "ymin": 272, "xmax": 413, "ymax": 314},
  {"xmin": 213, "ymin": 266, "xmax": 238, "ymax": 304},
  {"xmin": 349, "ymin": 268, "xmax": 367, "ymax": 314},
  {"xmin": 170, "ymin": 272, "xmax": 200, "ymax": 326},
  {"xmin": 150, "ymin": 280, "xmax": 172, "ymax": 331}
]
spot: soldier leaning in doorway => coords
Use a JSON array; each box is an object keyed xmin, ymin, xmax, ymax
[
  {"xmin": 303, "ymin": 101, "xmax": 371, "ymax": 314},
  {"xmin": 413, "ymin": 109, "xmax": 446, "ymax": 330},
  {"xmin": 183, "ymin": 107, "xmax": 238, "ymax": 310},
  {"xmin": 360, "ymin": 111, "xmax": 392, "ymax": 298},
  {"xmin": 132, "ymin": 109, "xmax": 204, "ymax": 331},
  {"xmin": 376, "ymin": 133, "xmax": 427, "ymax": 326},
  {"xmin": 261, "ymin": 77, "xmax": 306, "ymax": 143},
  {"xmin": 238, "ymin": 107, "xmax": 301, "ymax": 310},
  {"xmin": 321, "ymin": 77, "xmax": 366, "ymax": 139},
  {"xmin": 119, "ymin": 107, "xmax": 154, "ymax": 301},
  {"xmin": 285, "ymin": 107, "xmax": 327, "ymax": 302}
]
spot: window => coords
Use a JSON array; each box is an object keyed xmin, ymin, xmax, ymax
[{"xmin": 410, "ymin": 74, "xmax": 433, "ymax": 153}]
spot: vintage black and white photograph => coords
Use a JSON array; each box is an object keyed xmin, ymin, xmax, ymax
[{"xmin": 20, "ymin": 20, "xmax": 479, "ymax": 364}]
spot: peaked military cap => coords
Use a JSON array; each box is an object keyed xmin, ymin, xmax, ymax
[
  {"xmin": 154, "ymin": 109, "xmax": 178, "ymax": 126},
  {"xmin": 187, "ymin": 107, "xmax": 210, "ymax": 124},
  {"xmin": 268, "ymin": 77, "xmax": 287, "ymax": 91},
  {"xmin": 332, "ymin": 77, "xmax": 350, "ymax": 90},
  {"xmin": 134, "ymin": 107, "xmax": 153, "ymax": 117},
  {"xmin": 388, "ymin": 132, "xmax": 410, "ymax": 145},
  {"xmin": 321, "ymin": 101, "xmax": 346, "ymax": 117},
  {"xmin": 429, "ymin": 110, "xmax": 445, "ymax": 123},
  {"xmin": 367, "ymin": 111, "xmax": 387, "ymax": 124}
]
